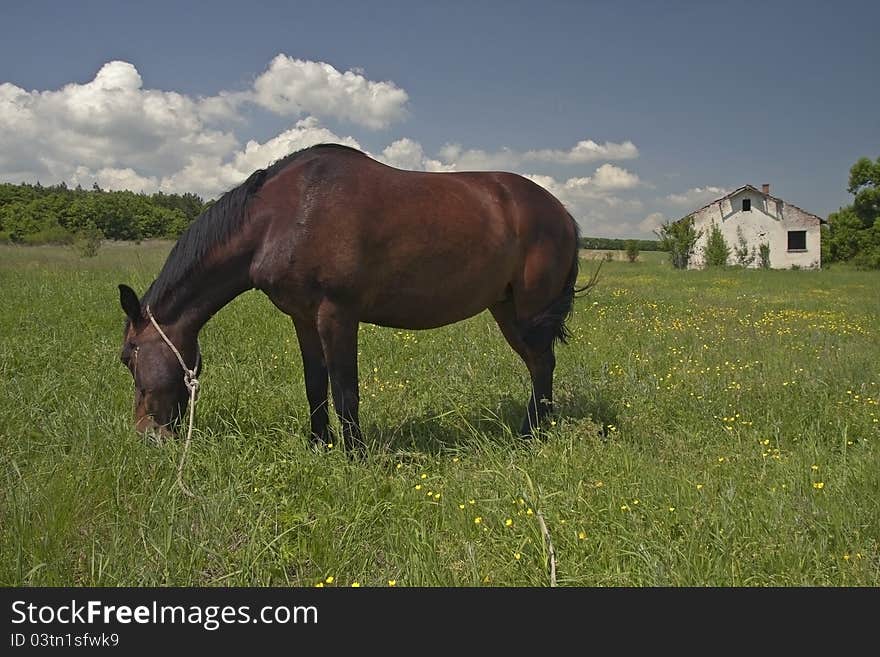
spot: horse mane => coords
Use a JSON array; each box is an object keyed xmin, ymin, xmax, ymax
[{"xmin": 142, "ymin": 143, "xmax": 364, "ymax": 310}]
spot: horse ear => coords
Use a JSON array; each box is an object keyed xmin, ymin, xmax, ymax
[{"xmin": 118, "ymin": 284, "xmax": 141, "ymax": 322}]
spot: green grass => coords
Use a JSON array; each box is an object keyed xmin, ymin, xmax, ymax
[{"xmin": 1, "ymin": 242, "xmax": 878, "ymax": 586}]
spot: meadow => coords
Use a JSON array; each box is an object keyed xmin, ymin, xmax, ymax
[{"xmin": 1, "ymin": 242, "xmax": 877, "ymax": 586}]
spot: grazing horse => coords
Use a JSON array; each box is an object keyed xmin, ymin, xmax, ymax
[{"xmin": 119, "ymin": 144, "xmax": 584, "ymax": 450}]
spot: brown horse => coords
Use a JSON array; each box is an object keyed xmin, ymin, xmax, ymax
[{"xmin": 119, "ymin": 144, "xmax": 585, "ymax": 450}]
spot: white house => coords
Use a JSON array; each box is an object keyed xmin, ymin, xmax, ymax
[{"xmin": 686, "ymin": 184, "xmax": 824, "ymax": 269}]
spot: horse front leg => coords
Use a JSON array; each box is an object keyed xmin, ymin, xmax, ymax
[
  {"xmin": 316, "ymin": 300, "xmax": 365, "ymax": 453},
  {"xmin": 293, "ymin": 318, "xmax": 331, "ymax": 446}
]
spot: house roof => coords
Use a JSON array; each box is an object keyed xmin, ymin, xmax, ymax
[{"xmin": 688, "ymin": 184, "xmax": 827, "ymax": 224}]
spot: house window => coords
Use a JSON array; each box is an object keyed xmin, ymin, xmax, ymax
[
  {"xmin": 787, "ymin": 230, "xmax": 807, "ymax": 251},
  {"xmin": 742, "ymin": 198, "xmax": 751, "ymax": 212}
]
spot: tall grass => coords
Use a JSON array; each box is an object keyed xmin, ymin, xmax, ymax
[{"xmin": 1, "ymin": 243, "xmax": 877, "ymax": 586}]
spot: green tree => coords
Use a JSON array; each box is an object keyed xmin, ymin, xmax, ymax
[
  {"xmin": 657, "ymin": 215, "xmax": 701, "ymax": 269},
  {"xmin": 826, "ymin": 207, "xmax": 863, "ymax": 262},
  {"xmin": 853, "ymin": 222, "xmax": 880, "ymax": 270},
  {"xmin": 151, "ymin": 191, "xmax": 206, "ymax": 223},
  {"xmin": 703, "ymin": 222, "xmax": 730, "ymax": 267},
  {"xmin": 847, "ymin": 156, "xmax": 880, "ymax": 228},
  {"xmin": 625, "ymin": 240, "xmax": 639, "ymax": 262}
]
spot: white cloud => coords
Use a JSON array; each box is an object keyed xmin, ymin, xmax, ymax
[
  {"xmin": 377, "ymin": 137, "xmax": 456, "ymax": 172},
  {"xmin": 160, "ymin": 117, "xmax": 360, "ymax": 198},
  {"xmin": 250, "ymin": 55, "xmax": 408, "ymax": 129},
  {"xmin": 437, "ymin": 145, "xmax": 520, "ymax": 170},
  {"xmin": 372, "ymin": 138, "xmax": 640, "ymax": 173},
  {"xmin": 0, "ymin": 58, "xmax": 407, "ymax": 197},
  {"xmin": 664, "ymin": 185, "xmax": 727, "ymax": 207},
  {"xmin": 196, "ymin": 92, "xmax": 246, "ymax": 124},
  {"xmin": 0, "ymin": 61, "xmax": 237, "ymax": 189},
  {"xmin": 524, "ymin": 139, "xmax": 639, "ymax": 164},
  {"xmin": 426, "ymin": 139, "xmax": 638, "ymax": 171},
  {"xmin": 524, "ymin": 165, "xmax": 640, "ymax": 201},
  {"xmin": 379, "ymin": 138, "xmax": 426, "ymax": 170},
  {"xmin": 592, "ymin": 163, "xmax": 640, "ymax": 190},
  {"xmin": 639, "ymin": 211, "xmax": 667, "ymax": 235},
  {"xmin": 71, "ymin": 166, "xmax": 160, "ymax": 193}
]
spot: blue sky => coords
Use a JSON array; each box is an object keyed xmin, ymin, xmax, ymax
[{"xmin": 1, "ymin": 0, "xmax": 877, "ymax": 237}]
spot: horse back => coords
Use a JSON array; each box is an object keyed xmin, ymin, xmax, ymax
[{"xmin": 249, "ymin": 149, "xmax": 577, "ymax": 327}]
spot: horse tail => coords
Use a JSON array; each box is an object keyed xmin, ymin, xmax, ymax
[{"xmin": 523, "ymin": 214, "xmax": 599, "ymax": 350}]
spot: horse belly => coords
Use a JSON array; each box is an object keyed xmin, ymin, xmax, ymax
[{"xmin": 360, "ymin": 255, "xmax": 510, "ymax": 329}]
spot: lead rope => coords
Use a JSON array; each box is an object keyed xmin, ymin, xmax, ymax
[{"xmin": 146, "ymin": 305, "xmax": 199, "ymax": 498}]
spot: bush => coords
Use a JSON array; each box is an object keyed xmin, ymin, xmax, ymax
[
  {"xmin": 704, "ymin": 222, "xmax": 730, "ymax": 267},
  {"xmin": 758, "ymin": 242, "xmax": 771, "ymax": 269},
  {"xmin": 625, "ymin": 240, "xmax": 639, "ymax": 263},
  {"xmin": 657, "ymin": 215, "xmax": 701, "ymax": 269},
  {"xmin": 733, "ymin": 226, "xmax": 755, "ymax": 267},
  {"xmin": 73, "ymin": 226, "xmax": 104, "ymax": 258},
  {"xmin": 853, "ymin": 222, "xmax": 880, "ymax": 269},
  {"xmin": 826, "ymin": 207, "xmax": 863, "ymax": 262},
  {"xmin": 20, "ymin": 225, "xmax": 74, "ymax": 245},
  {"xmin": 853, "ymin": 250, "xmax": 880, "ymax": 269}
]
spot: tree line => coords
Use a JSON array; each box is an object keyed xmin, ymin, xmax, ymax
[
  {"xmin": 579, "ymin": 236, "xmax": 663, "ymax": 252},
  {"xmin": 0, "ymin": 182, "xmax": 207, "ymax": 244}
]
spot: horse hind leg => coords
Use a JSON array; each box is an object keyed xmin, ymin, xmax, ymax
[
  {"xmin": 501, "ymin": 235, "xmax": 580, "ymax": 436},
  {"xmin": 490, "ymin": 299, "xmax": 557, "ymax": 438}
]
